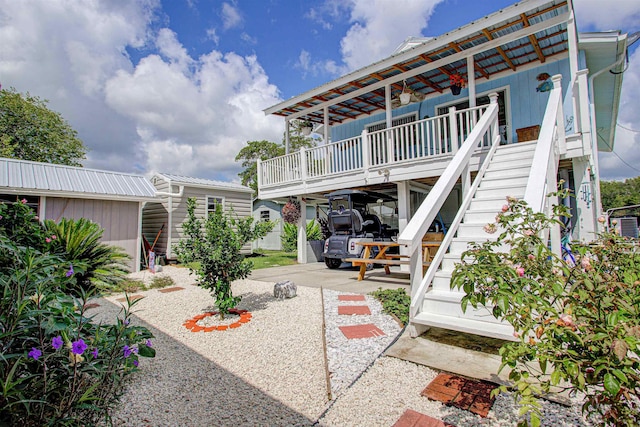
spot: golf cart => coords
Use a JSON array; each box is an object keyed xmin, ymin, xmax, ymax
[{"xmin": 322, "ymin": 189, "xmax": 396, "ymax": 269}]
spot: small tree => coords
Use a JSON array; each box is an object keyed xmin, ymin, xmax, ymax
[
  {"xmin": 452, "ymin": 193, "xmax": 640, "ymax": 427},
  {"xmin": 175, "ymin": 198, "xmax": 273, "ymax": 319}
]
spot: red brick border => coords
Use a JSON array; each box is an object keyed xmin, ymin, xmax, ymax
[{"xmin": 183, "ymin": 308, "xmax": 251, "ymax": 332}]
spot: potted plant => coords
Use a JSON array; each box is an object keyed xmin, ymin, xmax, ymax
[
  {"xmin": 449, "ymin": 73, "xmax": 466, "ymax": 95},
  {"xmin": 281, "ymin": 199, "xmax": 301, "ymax": 224},
  {"xmin": 299, "ymin": 120, "xmax": 314, "ymax": 136}
]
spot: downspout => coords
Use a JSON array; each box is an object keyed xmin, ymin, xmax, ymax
[{"xmin": 154, "ymin": 184, "xmax": 184, "ymax": 260}]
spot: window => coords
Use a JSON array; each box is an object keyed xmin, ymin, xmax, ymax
[
  {"xmin": 260, "ymin": 210, "xmax": 270, "ymax": 222},
  {"xmin": 366, "ymin": 113, "xmax": 418, "ymax": 133},
  {"xmin": 206, "ymin": 196, "xmax": 224, "ymax": 218}
]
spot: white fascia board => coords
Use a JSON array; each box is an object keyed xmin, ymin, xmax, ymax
[
  {"xmin": 155, "ymin": 173, "xmax": 253, "ymax": 194},
  {"xmin": 0, "ymin": 188, "xmax": 159, "ymax": 203},
  {"xmin": 270, "ymin": 12, "xmax": 570, "ymax": 121},
  {"xmin": 264, "ymin": 0, "xmax": 566, "ymax": 116}
]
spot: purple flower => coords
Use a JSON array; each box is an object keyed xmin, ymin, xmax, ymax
[
  {"xmin": 66, "ymin": 264, "xmax": 74, "ymax": 277},
  {"xmin": 28, "ymin": 347, "xmax": 42, "ymax": 360},
  {"xmin": 71, "ymin": 339, "xmax": 87, "ymax": 355},
  {"xmin": 145, "ymin": 339, "xmax": 152, "ymax": 348},
  {"xmin": 124, "ymin": 319, "xmax": 130, "ymax": 326},
  {"xmin": 52, "ymin": 336, "xmax": 63, "ymax": 350},
  {"xmin": 133, "ymin": 359, "xmax": 139, "ymax": 367},
  {"xmin": 91, "ymin": 348, "xmax": 98, "ymax": 359},
  {"xmin": 123, "ymin": 345, "xmax": 133, "ymax": 358}
]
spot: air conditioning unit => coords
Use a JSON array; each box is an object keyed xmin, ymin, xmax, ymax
[{"xmin": 618, "ymin": 217, "xmax": 639, "ymax": 238}]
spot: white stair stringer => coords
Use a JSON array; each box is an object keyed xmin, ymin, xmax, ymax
[{"xmin": 412, "ymin": 141, "xmax": 537, "ymax": 341}]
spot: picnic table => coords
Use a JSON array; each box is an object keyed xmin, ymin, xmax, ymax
[{"xmin": 345, "ymin": 240, "xmax": 442, "ymax": 281}]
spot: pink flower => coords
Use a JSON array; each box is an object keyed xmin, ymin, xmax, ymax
[
  {"xmin": 528, "ymin": 254, "xmax": 535, "ymax": 260},
  {"xmin": 559, "ymin": 313, "xmax": 574, "ymax": 327},
  {"xmin": 524, "ymin": 229, "xmax": 534, "ymax": 236},
  {"xmin": 515, "ymin": 266, "xmax": 525, "ymax": 277},
  {"xmin": 51, "ymin": 235, "xmax": 57, "ymax": 240},
  {"xmin": 501, "ymin": 204, "xmax": 509, "ymax": 213},
  {"xmin": 45, "ymin": 238, "xmax": 51, "ymax": 243},
  {"xmin": 598, "ymin": 216, "xmax": 605, "ymax": 224},
  {"xmin": 21, "ymin": 198, "xmax": 27, "ymax": 204},
  {"xmin": 483, "ymin": 223, "xmax": 497, "ymax": 234},
  {"xmin": 581, "ymin": 256, "xmax": 591, "ymax": 270}
]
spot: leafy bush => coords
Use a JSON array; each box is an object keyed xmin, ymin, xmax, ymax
[
  {"xmin": 452, "ymin": 193, "xmax": 640, "ymax": 427},
  {"xmin": 174, "ymin": 198, "xmax": 273, "ymax": 319},
  {"xmin": 281, "ymin": 220, "xmax": 323, "ymax": 252},
  {"xmin": 43, "ymin": 218, "xmax": 130, "ymax": 296},
  {"xmin": 370, "ymin": 288, "xmax": 410, "ymax": 325},
  {"xmin": 0, "ymin": 200, "xmax": 155, "ymax": 426}
]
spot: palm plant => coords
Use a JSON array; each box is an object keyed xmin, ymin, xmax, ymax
[{"xmin": 44, "ymin": 218, "xmax": 130, "ymax": 295}]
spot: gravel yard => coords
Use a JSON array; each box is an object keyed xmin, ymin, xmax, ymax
[{"xmin": 90, "ymin": 266, "xmax": 592, "ymax": 427}]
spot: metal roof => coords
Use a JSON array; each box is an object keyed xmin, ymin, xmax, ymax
[
  {"xmin": 264, "ymin": 0, "xmax": 570, "ymax": 125},
  {"xmin": 156, "ymin": 173, "xmax": 253, "ymax": 193},
  {"xmin": 0, "ymin": 157, "xmax": 157, "ymax": 201}
]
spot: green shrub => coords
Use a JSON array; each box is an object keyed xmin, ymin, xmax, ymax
[
  {"xmin": 281, "ymin": 220, "xmax": 323, "ymax": 252},
  {"xmin": 117, "ymin": 278, "xmax": 146, "ymax": 293},
  {"xmin": 452, "ymin": 192, "xmax": 640, "ymax": 427},
  {"xmin": 43, "ymin": 218, "xmax": 130, "ymax": 296},
  {"xmin": 174, "ymin": 198, "xmax": 273, "ymax": 319},
  {"xmin": 0, "ymin": 201, "xmax": 155, "ymax": 426},
  {"xmin": 370, "ymin": 288, "xmax": 410, "ymax": 325}
]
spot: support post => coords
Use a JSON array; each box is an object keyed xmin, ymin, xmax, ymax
[
  {"xmin": 297, "ymin": 197, "xmax": 307, "ymax": 263},
  {"xmin": 572, "ymin": 157, "xmax": 597, "ymax": 242},
  {"xmin": 397, "ymin": 181, "xmax": 411, "ymax": 273},
  {"xmin": 448, "ymin": 106, "xmax": 458, "ymax": 154},
  {"xmin": 285, "ymin": 119, "xmax": 290, "ymax": 154},
  {"xmin": 467, "ymin": 56, "xmax": 476, "ymax": 108}
]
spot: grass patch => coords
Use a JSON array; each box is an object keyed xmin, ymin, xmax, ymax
[
  {"xmin": 370, "ymin": 287, "xmax": 410, "ymax": 326},
  {"xmin": 115, "ymin": 279, "xmax": 145, "ymax": 293},
  {"xmin": 148, "ymin": 275, "xmax": 175, "ymax": 289},
  {"xmin": 249, "ymin": 250, "xmax": 298, "ymax": 269}
]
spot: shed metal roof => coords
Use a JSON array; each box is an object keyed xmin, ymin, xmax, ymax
[
  {"xmin": 0, "ymin": 157, "xmax": 157, "ymax": 201},
  {"xmin": 156, "ymin": 173, "xmax": 253, "ymax": 193},
  {"xmin": 264, "ymin": 0, "xmax": 570, "ymax": 125}
]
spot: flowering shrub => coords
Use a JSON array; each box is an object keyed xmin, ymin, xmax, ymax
[
  {"xmin": 0, "ymin": 200, "xmax": 155, "ymax": 425},
  {"xmin": 449, "ymin": 73, "xmax": 466, "ymax": 88},
  {"xmin": 174, "ymin": 198, "xmax": 273, "ymax": 319},
  {"xmin": 451, "ymin": 194, "xmax": 640, "ymax": 427}
]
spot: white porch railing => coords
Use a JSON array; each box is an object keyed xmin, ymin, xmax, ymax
[
  {"xmin": 523, "ymin": 74, "xmax": 566, "ymax": 255},
  {"xmin": 397, "ymin": 94, "xmax": 501, "ymax": 317},
  {"xmin": 258, "ymin": 105, "xmax": 490, "ymax": 188}
]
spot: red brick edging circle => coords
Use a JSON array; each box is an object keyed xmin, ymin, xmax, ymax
[{"xmin": 183, "ymin": 308, "xmax": 252, "ymax": 332}]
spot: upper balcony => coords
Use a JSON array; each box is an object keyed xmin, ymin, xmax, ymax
[{"xmin": 258, "ymin": 105, "xmax": 493, "ymax": 199}]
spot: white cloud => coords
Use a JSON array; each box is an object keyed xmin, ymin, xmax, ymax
[
  {"xmin": 0, "ymin": 0, "xmax": 283, "ymax": 182},
  {"xmin": 574, "ymin": 0, "xmax": 640, "ymax": 32},
  {"xmin": 221, "ymin": 2, "xmax": 243, "ymax": 30},
  {"xmin": 206, "ymin": 28, "xmax": 219, "ymax": 45}
]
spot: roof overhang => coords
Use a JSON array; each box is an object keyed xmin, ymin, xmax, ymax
[
  {"xmin": 0, "ymin": 188, "xmax": 158, "ymax": 203},
  {"xmin": 579, "ymin": 31, "xmax": 633, "ymax": 152},
  {"xmin": 155, "ymin": 173, "xmax": 254, "ymax": 194},
  {"xmin": 264, "ymin": 0, "xmax": 571, "ymax": 125}
]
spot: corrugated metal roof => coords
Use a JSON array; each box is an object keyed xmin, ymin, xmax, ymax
[
  {"xmin": 0, "ymin": 157, "xmax": 157, "ymax": 199},
  {"xmin": 264, "ymin": 0, "xmax": 570, "ymax": 125},
  {"xmin": 157, "ymin": 173, "xmax": 253, "ymax": 193}
]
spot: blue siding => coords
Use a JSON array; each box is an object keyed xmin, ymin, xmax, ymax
[{"xmin": 331, "ymin": 58, "xmax": 572, "ymax": 144}]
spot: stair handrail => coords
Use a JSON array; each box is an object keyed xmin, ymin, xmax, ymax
[
  {"xmin": 523, "ymin": 74, "xmax": 565, "ymax": 255},
  {"xmin": 398, "ymin": 93, "xmax": 500, "ymax": 316},
  {"xmin": 523, "ymin": 74, "xmax": 565, "ymax": 212}
]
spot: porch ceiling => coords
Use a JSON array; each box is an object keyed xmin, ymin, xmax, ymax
[{"xmin": 264, "ymin": 0, "xmax": 570, "ymax": 126}]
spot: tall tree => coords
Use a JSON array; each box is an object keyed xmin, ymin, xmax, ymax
[
  {"xmin": 0, "ymin": 87, "xmax": 86, "ymax": 166},
  {"xmin": 600, "ymin": 176, "xmax": 640, "ymax": 213},
  {"xmin": 235, "ymin": 127, "xmax": 316, "ymax": 193}
]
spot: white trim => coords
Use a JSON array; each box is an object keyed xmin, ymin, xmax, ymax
[
  {"xmin": 0, "ymin": 188, "xmax": 158, "ymax": 203},
  {"xmin": 39, "ymin": 195, "xmax": 46, "ymax": 220},
  {"xmin": 136, "ymin": 202, "xmax": 143, "ymax": 272},
  {"xmin": 434, "ymin": 85, "xmax": 512, "ymax": 144}
]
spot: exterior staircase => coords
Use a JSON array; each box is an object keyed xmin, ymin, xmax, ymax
[{"xmin": 412, "ymin": 141, "xmax": 538, "ymax": 340}]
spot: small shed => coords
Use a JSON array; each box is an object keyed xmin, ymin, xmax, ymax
[
  {"xmin": 145, "ymin": 173, "xmax": 254, "ymax": 261},
  {"xmin": 0, "ymin": 157, "xmax": 157, "ymax": 271}
]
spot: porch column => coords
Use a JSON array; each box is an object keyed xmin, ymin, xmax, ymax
[
  {"xmin": 396, "ymin": 181, "xmax": 411, "ymax": 272},
  {"xmin": 324, "ymin": 106, "xmax": 330, "ymax": 143},
  {"xmin": 466, "ymin": 56, "xmax": 476, "ymax": 108},
  {"xmin": 297, "ymin": 196, "xmax": 308, "ymax": 263},
  {"xmin": 285, "ymin": 118, "xmax": 291, "ymax": 154},
  {"xmin": 572, "ymin": 157, "xmax": 597, "ymax": 242},
  {"xmin": 385, "ymin": 83, "xmax": 393, "ymax": 164}
]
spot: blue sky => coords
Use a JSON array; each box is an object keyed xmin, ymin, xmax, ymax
[{"xmin": 0, "ymin": 0, "xmax": 639, "ymax": 182}]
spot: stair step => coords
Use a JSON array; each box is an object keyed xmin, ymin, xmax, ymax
[
  {"xmin": 483, "ymin": 167, "xmax": 531, "ymax": 180},
  {"xmin": 457, "ymin": 223, "xmax": 505, "ymax": 238},
  {"xmin": 475, "ymin": 185, "xmax": 526, "ymax": 198},
  {"xmin": 470, "ymin": 195, "xmax": 523, "ymax": 210},
  {"xmin": 493, "ymin": 141, "xmax": 537, "ymax": 155},
  {"xmin": 412, "ymin": 310, "xmax": 515, "ymax": 341},
  {"xmin": 480, "ymin": 175, "xmax": 530, "ymax": 188},
  {"xmin": 464, "ymin": 209, "xmax": 504, "ymax": 223}
]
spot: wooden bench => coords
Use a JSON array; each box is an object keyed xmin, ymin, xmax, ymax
[{"xmin": 345, "ymin": 257, "xmax": 432, "ymax": 280}]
